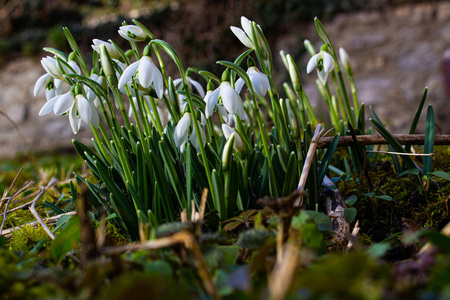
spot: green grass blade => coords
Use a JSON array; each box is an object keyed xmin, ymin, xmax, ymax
[
  {"xmin": 423, "ymin": 105, "xmax": 435, "ymax": 175},
  {"xmin": 409, "ymin": 87, "xmax": 428, "ymax": 134},
  {"xmin": 318, "ymin": 134, "xmax": 339, "ymax": 186}
]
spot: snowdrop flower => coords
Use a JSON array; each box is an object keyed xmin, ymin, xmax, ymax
[
  {"xmin": 39, "ymin": 89, "xmax": 99, "ymax": 134},
  {"xmin": 92, "ymin": 39, "xmax": 121, "ymax": 59},
  {"xmin": 205, "ymin": 70, "xmax": 244, "ymax": 120},
  {"xmin": 118, "ymin": 45, "xmax": 164, "ymax": 99},
  {"xmin": 174, "ymin": 113, "xmax": 205, "ymax": 153},
  {"xmin": 222, "ymin": 124, "xmax": 245, "ymax": 153},
  {"xmin": 230, "ymin": 16, "xmax": 263, "ymax": 50},
  {"xmin": 205, "ymin": 81, "xmax": 244, "ymax": 120},
  {"xmin": 306, "ymin": 50, "xmax": 334, "ymax": 86},
  {"xmin": 173, "ymin": 77, "xmax": 205, "ymax": 98},
  {"xmin": 41, "ymin": 56, "xmax": 65, "ymax": 80},
  {"xmin": 235, "ymin": 66, "xmax": 270, "ymax": 97},
  {"xmin": 118, "ymin": 25, "xmax": 147, "ymax": 42},
  {"xmin": 83, "ymin": 72, "xmax": 106, "ymax": 107},
  {"xmin": 34, "ymin": 73, "xmax": 62, "ymax": 100}
]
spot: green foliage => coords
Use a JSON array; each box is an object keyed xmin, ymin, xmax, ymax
[{"xmin": 7, "ymin": 224, "xmax": 50, "ymax": 252}]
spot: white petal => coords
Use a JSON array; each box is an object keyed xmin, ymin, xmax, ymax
[
  {"xmin": 118, "ymin": 61, "xmax": 140, "ymax": 89},
  {"xmin": 152, "ymin": 64, "xmax": 164, "ymax": 99},
  {"xmin": 249, "ymin": 72, "xmax": 268, "ymax": 97},
  {"xmin": 306, "ymin": 53, "xmax": 319, "ymax": 74},
  {"xmin": 221, "ymin": 82, "xmax": 238, "ymax": 114},
  {"xmin": 205, "ymin": 87, "xmax": 220, "ymax": 118},
  {"xmin": 230, "ymin": 26, "xmax": 253, "ymax": 49},
  {"xmin": 138, "ymin": 56, "xmax": 154, "ymax": 88},
  {"xmin": 77, "ymin": 95, "xmax": 92, "ymax": 124},
  {"xmin": 54, "ymin": 79, "xmax": 62, "ymax": 95},
  {"xmin": 218, "ymin": 104, "xmax": 228, "ymax": 123},
  {"xmin": 45, "ymin": 88, "xmax": 56, "ymax": 100},
  {"xmin": 54, "ymin": 92, "xmax": 75, "ymax": 115},
  {"xmin": 174, "ymin": 113, "xmax": 191, "ymax": 147},
  {"xmin": 236, "ymin": 96, "xmax": 245, "ymax": 120},
  {"xmin": 222, "ymin": 124, "xmax": 234, "ymax": 139},
  {"xmin": 68, "ymin": 61, "xmax": 81, "ymax": 75},
  {"xmin": 69, "ymin": 106, "xmax": 81, "ymax": 134},
  {"xmin": 89, "ymin": 103, "xmax": 99, "ymax": 128},
  {"xmin": 322, "ymin": 52, "xmax": 335, "ymax": 73},
  {"xmin": 318, "ymin": 69, "xmax": 329, "ymax": 86},
  {"xmin": 34, "ymin": 74, "xmax": 49, "ymax": 97},
  {"xmin": 241, "ymin": 17, "xmax": 252, "ymax": 36},
  {"xmin": 234, "ymin": 78, "xmax": 245, "ymax": 94},
  {"xmin": 180, "ymin": 143, "xmax": 186, "ymax": 153},
  {"xmin": 190, "ymin": 79, "xmax": 205, "ymax": 98},
  {"xmin": 39, "ymin": 95, "xmax": 59, "ymax": 116},
  {"xmin": 172, "ymin": 78, "xmax": 183, "ymax": 87}
]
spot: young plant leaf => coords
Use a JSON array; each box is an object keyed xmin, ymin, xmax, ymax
[{"xmin": 422, "ymin": 105, "xmax": 434, "ymax": 175}]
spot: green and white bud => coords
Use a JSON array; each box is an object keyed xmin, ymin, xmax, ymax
[
  {"xmin": 222, "ymin": 133, "xmax": 235, "ymax": 171},
  {"xmin": 100, "ymin": 44, "xmax": 117, "ymax": 87}
]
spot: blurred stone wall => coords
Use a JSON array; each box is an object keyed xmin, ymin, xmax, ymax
[
  {"xmin": 0, "ymin": 1, "xmax": 449, "ymax": 158},
  {"xmin": 298, "ymin": 1, "xmax": 450, "ymax": 134}
]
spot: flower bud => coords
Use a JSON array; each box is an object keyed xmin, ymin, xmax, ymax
[
  {"xmin": 339, "ymin": 47, "xmax": 353, "ymax": 76},
  {"xmin": 100, "ymin": 44, "xmax": 117, "ymax": 87},
  {"xmin": 222, "ymin": 133, "xmax": 235, "ymax": 171},
  {"xmin": 303, "ymin": 39, "xmax": 316, "ymax": 57}
]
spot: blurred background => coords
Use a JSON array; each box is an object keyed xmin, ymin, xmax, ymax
[{"xmin": 0, "ymin": 0, "xmax": 448, "ymax": 158}]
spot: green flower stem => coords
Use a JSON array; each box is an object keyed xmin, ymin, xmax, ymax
[
  {"xmin": 314, "ymin": 18, "xmax": 356, "ymax": 127},
  {"xmin": 317, "ymin": 81, "xmax": 338, "ymax": 130},
  {"xmin": 150, "ymin": 39, "xmax": 216, "ymax": 210},
  {"xmin": 111, "ymin": 88, "xmax": 132, "ymax": 130},
  {"xmin": 330, "ymin": 71, "xmax": 346, "ymax": 120},
  {"xmin": 348, "ymin": 77, "xmax": 359, "ymax": 117},
  {"xmin": 63, "ymin": 28, "xmax": 89, "ymax": 76},
  {"xmin": 253, "ymin": 101, "xmax": 279, "ymax": 198},
  {"xmin": 268, "ymin": 88, "xmax": 291, "ymax": 150},
  {"xmin": 91, "ymin": 124, "xmax": 111, "ymax": 164},
  {"xmin": 301, "ymin": 90, "xmax": 317, "ymax": 125},
  {"xmin": 148, "ymin": 96, "xmax": 164, "ymax": 134}
]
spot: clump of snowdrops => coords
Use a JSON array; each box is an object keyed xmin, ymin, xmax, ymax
[{"xmin": 34, "ymin": 17, "xmax": 390, "ymax": 240}]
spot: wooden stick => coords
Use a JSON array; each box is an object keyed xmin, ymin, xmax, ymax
[
  {"xmin": 318, "ymin": 134, "xmax": 450, "ymax": 148},
  {"xmin": 296, "ymin": 124, "xmax": 324, "ymax": 207},
  {"xmin": 1, "ymin": 211, "xmax": 77, "ymax": 239}
]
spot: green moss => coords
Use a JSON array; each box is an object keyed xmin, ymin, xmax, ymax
[
  {"xmin": 2, "ymin": 209, "xmax": 35, "ymax": 229},
  {"xmin": 104, "ymin": 222, "xmax": 129, "ymax": 246},
  {"xmin": 7, "ymin": 224, "xmax": 50, "ymax": 252}
]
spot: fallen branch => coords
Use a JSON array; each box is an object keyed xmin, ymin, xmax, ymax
[
  {"xmin": 1, "ymin": 211, "xmax": 77, "ymax": 239},
  {"xmin": 318, "ymin": 134, "xmax": 450, "ymax": 148}
]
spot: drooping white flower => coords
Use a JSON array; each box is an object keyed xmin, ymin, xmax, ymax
[
  {"xmin": 39, "ymin": 90, "xmax": 99, "ymax": 134},
  {"xmin": 118, "ymin": 54, "xmax": 164, "ymax": 99},
  {"xmin": 174, "ymin": 113, "xmax": 191, "ymax": 148},
  {"xmin": 222, "ymin": 124, "xmax": 245, "ymax": 152},
  {"xmin": 173, "ymin": 77, "xmax": 205, "ymax": 98},
  {"xmin": 205, "ymin": 81, "xmax": 244, "ymax": 120},
  {"xmin": 173, "ymin": 113, "xmax": 205, "ymax": 153},
  {"xmin": 235, "ymin": 66, "xmax": 270, "ymax": 97},
  {"xmin": 306, "ymin": 50, "xmax": 334, "ymax": 86},
  {"xmin": 41, "ymin": 56, "xmax": 65, "ymax": 80},
  {"xmin": 92, "ymin": 39, "xmax": 121, "ymax": 59},
  {"xmin": 118, "ymin": 25, "xmax": 147, "ymax": 42},
  {"xmin": 83, "ymin": 73, "xmax": 106, "ymax": 107},
  {"xmin": 34, "ymin": 73, "xmax": 62, "ymax": 100}
]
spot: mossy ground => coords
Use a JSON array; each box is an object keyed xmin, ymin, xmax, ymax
[{"xmin": 1, "ymin": 147, "xmax": 450, "ymax": 299}]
